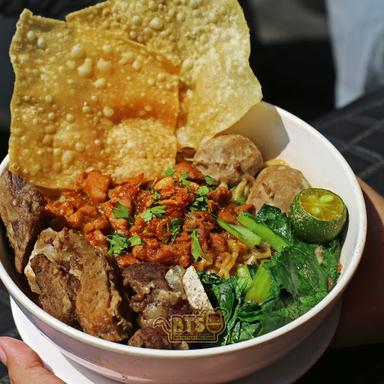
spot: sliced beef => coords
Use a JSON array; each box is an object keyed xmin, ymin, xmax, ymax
[
  {"xmin": 123, "ymin": 262, "xmax": 191, "ymax": 329},
  {"xmin": 26, "ymin": 228, "xmax": 132, "ymax": 342},
  {"xmin": 124, "ymin": 262, "xmax": 191, "ymax": 350},
  {"xmin": 123, "ymin": 262, "xmax": 169, "ymax": 298},
  {"xmin": 123, "ymin": 262, "xmax": 191, "ymax": 349},
  {"xmin": 0, "ymin": 171, "xmax": 46, "ymax": 273}
]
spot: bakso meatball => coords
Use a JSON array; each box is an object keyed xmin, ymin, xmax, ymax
[
  {"xmin": 193, "ymin": 134, "xmax": 264, "ymax": 186},
  {"xmin": 247, "ymin": 165, "xmax": 310, "ymax": 213}
]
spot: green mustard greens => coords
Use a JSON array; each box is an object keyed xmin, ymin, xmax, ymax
[{"xmin": 199, "ymin": 205, "xmax": 341, "ymax": 345}]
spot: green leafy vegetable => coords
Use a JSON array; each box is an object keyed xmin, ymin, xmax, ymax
[
  {"xmin": 254, "ymin": 205, "xmax": 293, "ymax": 241},
  {"xmin": 239, "ymin": 293, "xmax": 317, "ymax": 335},
  {"xmin": 198, "ymin": 271, "xmax": 222, "ymax": 285},
  {"xmin": 140, "ymin": 205, "xmax": 168, "ymax": 222},
  {"xmin": 203, "ymin": 274, "xmax": 257, "ymax": 345},
  {"xmin": 320, "ymin": 240, "xmax": 341, "ymax": 289},
  {"xmin": 191, "ymin": 229, "xmax": 206, "ymax": 260},
  {"xmin": 267, "ymin": 242, "xmax": 329, "ymax": 300},
  {"xmin": 238, "ymin": 212, "xmax": 290, "ymax": 251},
  {"xmin": 198, "ymin": 233, "xmax": 342, "ymax": 345},
  {"xmin": 164, "ymin": 168, "xmax": 176, "ymax": 177},
  {"xmin": 112, "ymin": 202, "xmax": 132, "ymax": 221},
  {"xmin": 107, "ymin": 233, "xmax": 143, "ymax": 256},
  {"xmin": 204, "ymin": 175, "xmax": 216, "ymax": 186},
  {"xmin": 216, "ymin": 217, "xmax": 261, "ymax": 248}
]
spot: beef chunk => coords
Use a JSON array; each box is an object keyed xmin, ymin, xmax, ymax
[
  {"xmin": 123, "ymin": 262, "xmax": 169, "ymax": 297},
  {"xmin": 128, "ymin": 327, "xmax": 187, "ymax": 350},
  {"xmin": 31, "ymin": 253, "xmax": 78, "ymax": 324},
  {"xmin": 75, "ymin": 242, "xmax": 132, "ymax": 342},
  {"xmin": 0, "ymin": 171, "xmax": 46, "ymax": 273},
  {"xmin": 26, "ymin": 228, "xmax": 132, "ymax": 342},
  {"xmin": 123, "ymin": 263, "xmax": 191, "ymax": 328},
  {"xmin": 25, "ymin": 228, "xmax": 82, "ymax": 293}
]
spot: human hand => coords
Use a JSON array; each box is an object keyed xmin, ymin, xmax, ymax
[{"xmin": 0, "ymin": 337, "xmax": 64, "ymax": 384}]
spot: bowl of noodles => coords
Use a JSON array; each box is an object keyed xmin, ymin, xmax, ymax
[
  {"xmin": 0, "ymin": 100, "xmax": 367, "ymax": 382},
  {"xmin": 0, "ymin": 1, "xmax": 366, "ymax": 382}
]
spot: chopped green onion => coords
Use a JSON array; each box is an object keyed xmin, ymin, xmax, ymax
[
  {"xmin": 149, "ymin": 186, "xmax": 161, "ymax": 201},
  {"xmin": 180, "ymin": 171, "xmax": 190, "ymax": 186},
  {"xmin": 245, "ymin": 262, "xmax": 272, "ymax": 303},
  {"xmin": 169, "ymin": 218, "xmax": 183, "ymax": 243},
  {"xmin": 238, "ymin": 212, "xmax": 289, "ymax": 251},
  {"xmin": 191, "ymin": 229, "xmax": 206, "ymax": 260},
  {"xmin": 237, "ymin": 264, "xmax": 253, "ymax": 292},
  {"xmin": 217, "ymin": 217, "xmax": 261, "ymax": 248},
  {"xmin": 164, "ymin": 168, "xmax": 176, "ymax": 177},
  {"xmin": 204, "ymin": 175, "xmax": 216, "ymax": 186},
  {"xmin": 197, "ymin": 185, "xmax": 209, "ymax": 196},
  {"xmin": 230, "ymin": 180, "xmax": 249, "ymax": 205}
]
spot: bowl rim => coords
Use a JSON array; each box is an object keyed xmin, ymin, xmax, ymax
[{"xmin": 0, "ymin": 102, "xmax": 367, "ymax": 359}]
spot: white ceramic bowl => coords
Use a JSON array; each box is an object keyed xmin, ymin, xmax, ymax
[{"xmin": 0, "ymin": 102, "xmax": 366, "ymax": 383}]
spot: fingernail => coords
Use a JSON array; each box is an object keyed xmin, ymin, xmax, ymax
[{"xmin": 0, "ymin": 344, "xmax": 7, "ymax": 365}]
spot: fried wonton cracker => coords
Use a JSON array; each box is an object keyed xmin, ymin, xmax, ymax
[
  {"xmin": 9, "ymin": 10, "xmax": 179, "ymax": 189},
  {"xmin": 66, "ymin": 0, "xmax": 262, "ymax": 149}
]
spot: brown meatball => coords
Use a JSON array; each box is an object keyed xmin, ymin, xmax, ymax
[
  {"xmin": 247, "ymin": 165, "xmax": 310, "ymax": 213},
  {"xmin": 192, "ymin": 134, "xmax": 263, "ymax": 186}
]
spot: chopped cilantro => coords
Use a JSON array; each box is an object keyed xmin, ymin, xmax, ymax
[
  {"xmin": 190, "ymin": 186, "xmax": 209, "ymax": 211},
  {"xmin": 141, "ymin": 205, "xmax": 168, "ymax": 222},
  {"xmin": 128, "ymin": 235, "xmax": 143, "ymax": 247},
  {"xmin": 233, "ymin": 196, "xmax": 246, "ymax": 205},
  {"xmin": 197, "ymin": 185, "xmax": 209, "ymax": 196},
  {"xmin": 164, "ymin": 168, "xmax": 176, "ymax": 177},
  {"xmin": 204, "ymin": 175, "xmax": 216, "ymax": 186},
  {"xmin": 180, "ymin": 171, "xmax": 190, "ymax": 186},
  {"xmin": 191, "ymin": 229, "xmax": 206, "ymax": 261},
  {"xmin": 149, "ymin": 186, "xmax": 161, "ymax": 201},
  {"xmin": 230, "ymin": 185, "xmax": 247, "ymax": 205},
  {"xmin": 112, "ymin": 202, "xmax": 132, "ymax": 220},
  {"xmin": 169, "ymin": 218, "xmax": 183, "ymax": 242},
  {"xmin": 107, "ymin": 233, "xmax": 143, "ymax": 256},
  {"xmin": 190, "ymin": 195, "xmax": 208, "ymax": 211}
]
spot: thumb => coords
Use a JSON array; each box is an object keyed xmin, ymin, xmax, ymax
[{"xmin": 0, "ymin": 337, "xmax": 65, "ymax": 384}]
